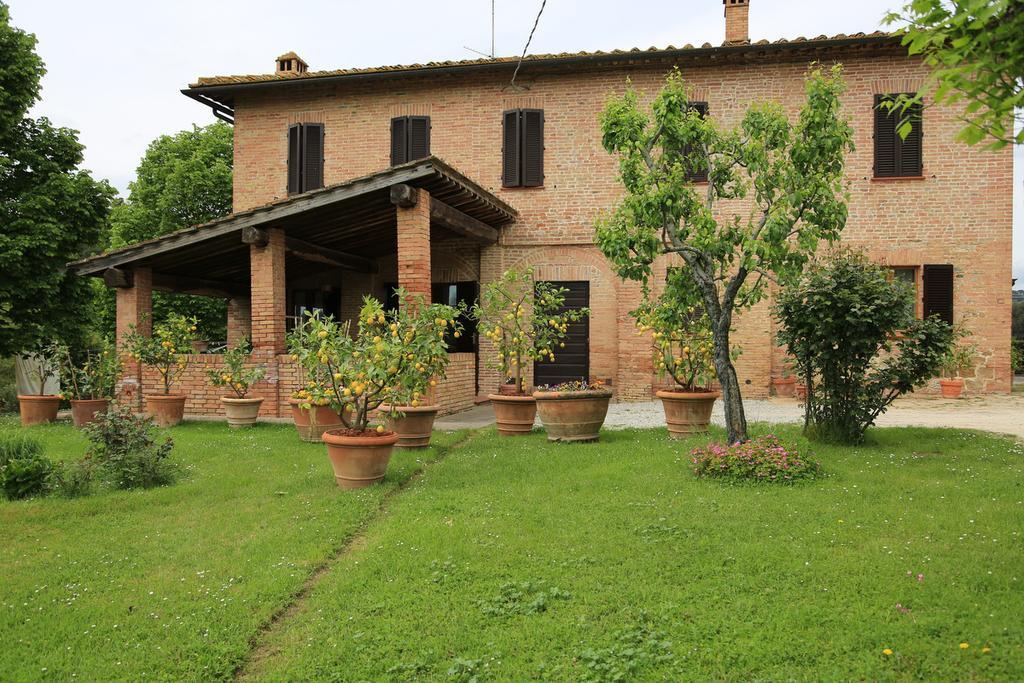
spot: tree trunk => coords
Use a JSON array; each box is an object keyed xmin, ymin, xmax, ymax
[{"xmin": 711, "ymin": 322, "xmax": 748, "ymax": 444}]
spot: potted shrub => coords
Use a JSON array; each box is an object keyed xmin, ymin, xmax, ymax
[
  {"xmin": 287, "ymin": 318, "xmax": 344, "ymax": 441},
  {"xmin": 287, "ymin": 293, "xmax": 456, "ymax": 489},
  {"xmin": 17, "ymin": 343, "xmax": 63, "ymax": 426},
  {"xmin": 57, "ymin": 341, "xmax": 121, "ymax": 428},
  {"xmin": 124, "ymin": 314, "xmax": 199, "ymax": 427},
  {"xmin": 939, "ymin": 341, "xmax": 977, "ymax": 398},
  {"xmin": 634, "ymin": 296, "xmax": 722, "ymax": 438},
  {"xmin": 771, "ymin": 360, "xmax": 797, "ymax": 397},
  {"xmin": 533, "ymin": 380, "xmax": 612, "ymax": 442},
  {"xmin": 207, "ymin": 340, "xmax": 266, "ymax": 428}
]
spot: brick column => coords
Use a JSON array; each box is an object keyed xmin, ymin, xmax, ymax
[
  {"xmin": 115, "ymin": 266, "xmax": 152, "ymax": 410},
  {"xmin": 396, "ymin": 187, "xmax": 432, "ymax": 301},
  {"xmin": 226, "ymin": 296, "xmax": 252, "ymax": 348},
  {"xmin": 249, "ymin": 228, "xmax": 286, "ymax": 416}
]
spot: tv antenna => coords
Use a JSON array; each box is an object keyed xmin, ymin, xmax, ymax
[{"xmin": 463, "ymin": 0, "xmax": 496, "ymax": 59}]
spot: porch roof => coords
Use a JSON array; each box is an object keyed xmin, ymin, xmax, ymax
[{"xmin": 68, "ymin": 157, "xmax": 516, "ymax": 298}]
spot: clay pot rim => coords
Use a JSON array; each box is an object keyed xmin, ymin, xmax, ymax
[
  {"xmin": 380, "ymin": 404, "xmax": 440, "ymax": 413},
  {"xmin": 656, "ymin": 390, "xmax": 721, "ymax": 400},
  {"xmin": 221, "ymin": 396, "xmax": 264, "ymax": 404},
  {"xmin": 532, "ymin": 389, "xmax": 613, "ymax": 400},
  {"xmin": 322, "ymin": 430, "xmax": 399, "ymax": 447},
  {"xmin": 17, "ymin": 394, "xmax": 62, "ymax": 401},
  {"xmin": 70, "ymin": 397, "xmax": 111, "ymax": 403},
  {"xmin": 938, "ymin": 377, "xmax": 964, "ymax": 385},
  {"xmin": 488, "ymin": 393, "xmax": 536, "ymax": 403},
  {"xmin": 145, "ymin": 394, "xmax": 187, "ymax": 401}
]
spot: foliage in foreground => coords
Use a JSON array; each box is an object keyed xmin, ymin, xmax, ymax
[
  {"xmin": 81, "ymin": 405, "xmax": 176, "ymax": 490},
  {"xmin": 0, "ymin": 433, "xmax": 55, "ymax": 499},
  {"xmin": 690, "ymin": 434, "xmax": 822, "ymax": 483},
  {"xmin": 775, "ymin": 251, "xmax": 954, "ymax": 444},
  {"xmin": 596, "ymin": 65, "xmax": 854, "ymax": 443},
  {"xmin": 207, "ymin": 339, "xmax": 265, "ymax": 398},
  {"xmin": 123, "ymin": 314, "xmax": 199, "ymax": 395}
]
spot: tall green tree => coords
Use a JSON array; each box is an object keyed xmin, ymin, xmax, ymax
[
  {"xmin": 596, "ymin": 66, "xmax": 854, "ymax": 444},
  {"xmin": 107, "ymin": 122, "xmax": 234, "ymax": 340},
  {"xmin": 884, "ymin": 0, "xmax": 1023, "ymax": 148},
  {"xmin": 0, "ymin": 2, "xmax": 113, "ymax": 356}
]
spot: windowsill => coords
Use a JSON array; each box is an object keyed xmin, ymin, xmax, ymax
[
  {"xmin": 871, "ymin": 176, "xmax": 926, "ymax": 182},
  {"xmin": 501, "ymin": 185, "xmax": 545, "ymax": 191}
]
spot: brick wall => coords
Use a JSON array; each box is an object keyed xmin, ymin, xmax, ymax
[{"xmin": 228, "ymin": 49, "xmax": 1012, "ymax": 398}]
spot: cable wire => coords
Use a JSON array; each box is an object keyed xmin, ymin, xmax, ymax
[{"xmin": 509, "ymin": 0, "xmax": 548, "ymax": 88}]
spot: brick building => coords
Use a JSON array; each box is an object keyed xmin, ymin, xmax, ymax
[{"xmin": 71, "ymin": 0, "xmax": 1014, "ymax": 417}]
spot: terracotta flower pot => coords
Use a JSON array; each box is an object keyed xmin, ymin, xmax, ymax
[
  {"xmin": 498, "ymin": 383, "xmax": 524, "ymax": 396},
  {"xmin": 384, "ymin": 404, "xmax": 440, "ymax": 448},
  {"xmin": 488, "ymin": 393, "xmax": 537, "ymax": 436},
  {"xmin": 772, "ymin": 376, "xmax": 796, "ymax": 398},
  {"xmin": 145, "ymin": 394, "xmax": 186, "ymax": 427},
  {"xmin": 656, "ymin": 390, "xmax": 719, "ymax": 438},
  {"xmin": 221, "ymin": 396, "xmax": 263, "ymax": 428},
  {"xmin": 939, "ymin": 377, "xmax": 964, "ymax": 399},
  {"xmin": 322, "ymin": 429, "xmax": 398, "ymax": 489},
  {"xmin": 288, "ymin": 398, "xmax": 344, "ymax": 442},
  {"xmin": 795, "ymin": 383, "xmax": 809, "ymax": 401},
  {"xmin": 533, "ymin": 389, "xmax": 612, "ymax": 442},
  {"xmin": 70, "ymin": 398, "xmax": 110, "ymax": 428},
  {"xmin": 18, "ymin": 395, "xmax": 62, "ymax": 426}
]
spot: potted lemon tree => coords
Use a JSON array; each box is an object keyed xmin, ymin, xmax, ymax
[
  {"xmin": 287, "ymin": 293, "xmax": 460, "ymax": 489},
  {"xmin": 207, "ymin": 340, "xmax": 267, "ymax": 428},
  {"xmin": 124, "ymin": 314, "xmax": 199, "ymax": 427},
  {"xmin": 939, "ymin": 341, "xmax": 977, "ymax": 398},
  {"xmin": 58, "ymin": 341, "xmax": 121, "ymax": 428},
  {"xmin": 17, "ymin": 342, "xmax": 63, "ymax": 426},
  {"xmin": 472, "ymin": 269, "xmax": 589, "ymax": 436},
  {"xmin": 533, "ymin": 379, "xmax": 612, "ymax": 442},
  {"xmin": 634, "ymin": 291, "xmax": 723, "ymax": 438}
]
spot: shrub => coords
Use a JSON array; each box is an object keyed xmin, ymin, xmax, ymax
[
  {"xmin": 83, "ymin": 405, "xmax": 176, "ymax": 489},
  {"xmin": 207, "ymin": 339, "xmax": 266, "ymax": 398},
  {"xmin": 775, "ymin": 250, "xmax": 954, "ymax": 444},
  {"xmin": 1010, "ymin": 340, "xmax": 1023, "ymax": 374},
  {"xmin": 0, "ymin": 434, "xmax": 56, "ymax": 499},
  {"xmin": 690, "ymin": 435, "xmax": 822, "ymax": 483}
]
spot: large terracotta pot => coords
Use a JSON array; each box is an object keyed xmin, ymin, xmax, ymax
[
  {"xmin": 656, "ymin": 390, "xmax": 719, "ymax": 438},
  {"xmin": 289, "ymin": 398, "xmax": 344, "ymax": 442},
  {"xmin": 145, "ymin": 394, "xmax": 186, "ymax": 427},
  {"xmin": 221, "ymin": 397, "xmax": 264, "ymax": 428},
  {"xmin": 322, "ymin": 429, "xmax": 398, "ymax": 489},
  {"xmin": 939, "ymin": 378, "xmax": 964, "ymax": 399},
  {"xmin": 384, "ymin": 404, "xmax": 440, "ymax": 448},
  {"xmin": 533, "ymin": 389, "xmax": 613, "ymax": 442},
  {"xmin": 772, "ymin": 376, "xmax": 796, "ymax": 398},
  {"xmin": 18, "ymin": 395, "xmax": 62, "ymax": 426},
  {"xmin": 795, "ymin": 383, "xmax": 809, "ymax": 401},
  {"xmin": 70, "ymin": 398, "xmax": 110, "ymax": 428},
  {"xmin": 488, "ymin": 393, "xmax": 537, "ymax": 436}
]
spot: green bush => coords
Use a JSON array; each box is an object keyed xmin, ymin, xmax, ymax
[
  {"xmin": 0, "ymin": 435, "xmax": 56, "ymax": 499},
  {"xmin": 775, "ymin": 250, "xmax": 954, "ymax": 444},
  {"xmin": 690, "ymin": 435, "xmax": 822, "ymax": 483},
  {"xmin": 83, "ymin": 405, "xmax": 176, "ymax": 489},
  {"xmin": 0, "ymin": 356, "xmax": 16, "ymax": 413}
]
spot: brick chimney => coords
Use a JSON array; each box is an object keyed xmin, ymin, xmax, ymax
[
  {"xmin": 723, "ymin": 0, "xmax": 750, "ymax": 44},
  {"xmin": 275, "ymin": 52, "xmax": 308, "ymax": 76}
]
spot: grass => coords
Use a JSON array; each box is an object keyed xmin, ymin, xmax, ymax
[{"xmin": 2, "ymin": 419, "xmax": 1023, "ymax": 680}]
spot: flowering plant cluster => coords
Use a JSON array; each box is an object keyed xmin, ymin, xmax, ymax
[
  {"xmin": 207, "ymin": 339, "xmax": 266, "ymax": 398},
  {"xmin": 58, "ymin": 340, "xmax": 121, "ymax": 400},
  {"xmin": 287, "ymin": 291, "xmax": 462, "ymax": 433},
  {"xmin": 472, "ymin": 268, "xmax": 589, "ymax": 395},
  {"xmin": 123, "ymin": 314, "xmax": 199, "ymax": 395},
  {"xmin": 535, "ymin": 379, "xmax": 609, "ymax": 393},
  {"xmin": 690, "ymin": 435, "xmax": 822, "ymax": 483}
]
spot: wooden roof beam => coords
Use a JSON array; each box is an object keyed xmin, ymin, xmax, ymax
[
  {"xmin": 151, "ymin": 272, "xmax": 247, "ymax": 298},
  {"xmin": 286, "ymin": 236, "xmax": 378, "ymax": 273},
  {"xmin": 429, "ymin": 197, "xmax": 499, "ymax": 244}
]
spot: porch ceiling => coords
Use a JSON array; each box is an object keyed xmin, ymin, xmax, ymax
[{"xmin": 69, "ymin": 157, "xmax": 516, "ymax": 297}]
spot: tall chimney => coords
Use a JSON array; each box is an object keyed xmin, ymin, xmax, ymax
[{"xmin": 723, "ymin": 0, "xmax": 750, "ymax": 44}]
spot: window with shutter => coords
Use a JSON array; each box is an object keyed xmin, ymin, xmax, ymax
[
  {"xmin": 390, "ymin": 117, "xmax": 408, "ymax": 166},
  {"xmin": 922, "ymin": 264, "xmax": 954, "ymax": 325},
  {"xmin": 502, "ymin": 109, "xmax": 544, "ymax": 187},
  {"xmin": 390, "ymin": 116, "xmax": 431, "ymax": 166},
  {"xmin": 502, "ymin": 110, "xmax": 521, "ymax": 187},
  {"xmin": 874, "ymin": 94, "xmax": 923, "ymax": 178},
  {"xmin": 684, "ymin": 102, "xmax": 709, "ymax": 183},
  {"xmin": 286, "ymin": 122, "xmax": 326, "ymax": 195}
]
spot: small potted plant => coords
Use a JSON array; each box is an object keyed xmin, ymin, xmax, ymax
[
  {"xmin": 772, "ymin": 359, "xmax": 797, "ymax": 398},
  {"xmin": 124, "ymin": 314, "xmax": 199, "ymax": 427},
  {"xmin": 287, "ymin": 294, "xmax": 456, "ymax": 489},
  {"xmin": 634, "ymin": 295, "xmax": 721, "ymax": 438},
  {"xmin": 207, "ymin": 340, "xmax": 266, "ymax": 428},
  {"xmin": 939, "ymin": 341, "xmax": 977, "ymax": 398},
  {"xmin": 17, "ymin": 342, "xmax": 63, "ymax": 426},
  {"xmin": 472, "ymin": 269, "xmax": 589, "ymax": 436},
  {"xmin": 533, "ymin": 379, "xmax": 612, "ymax": 442},
  {"xmin": 58, "ymin": 341, "xmax": 121, "ymax": 428}
]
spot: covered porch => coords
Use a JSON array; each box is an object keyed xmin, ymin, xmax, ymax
[{"xmin": 69, "ymin": 157, "xmax": 517, "ymax": 417}]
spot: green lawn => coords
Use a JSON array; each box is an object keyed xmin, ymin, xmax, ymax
[{"xmin": 2, "ymin": 419, "xmax": 1023, "ymax": 680}]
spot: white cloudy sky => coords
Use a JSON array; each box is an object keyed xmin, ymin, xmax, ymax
[{"xmin": 10, "ymin": 0, "xmax": 1023, "ymax": 283}]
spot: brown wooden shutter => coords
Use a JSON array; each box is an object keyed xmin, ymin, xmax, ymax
[
  {"xmin": 287, "ymin": 124, "xmax": 302, "ymax": 195},
  {"xmin": 502, "ymin": 110, "xmax": 521, "ymax": 187},
  {"xmin": 391, "ymin": 117, "xmax": 408, "ymax": 166},
  {"xmin": 301, "ymin": 123, "xmax": 324, "ymax": 191},
  {"xmin": 408, "ymin": 116, "xmax": 430, "ymax": 161},
  {"xmin": 684, "ymin": 102, "xmax": 709, "ymax": 183},
  {"xmin": 521, "ymin": 109, "xmax": 544, "ymax": 187},
  {"xmin": 899, "ymin": 101, "xmax": 923, "ymax": 176},
  {"xmin": 874, "ymin": 95, "xmax": 897, "ymax": 178},
  {"xmin": 922, "ymin": 264, "xmax": 954, "ymax": 325}
]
